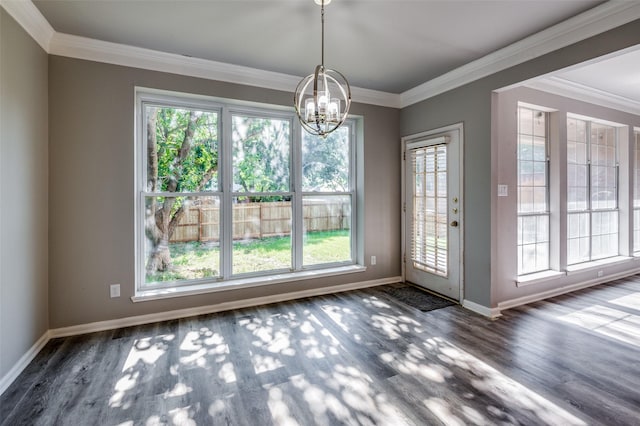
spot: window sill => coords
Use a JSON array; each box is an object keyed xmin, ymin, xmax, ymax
[
  {"xmin": 566, "ymin": 256, "xmax": 633, "ymax": 275},
  {"xmin": 516, "ymin": 270, "xmax": 566, "ymax": 287},
  {"xmin": 132, "ymin": 264, "xmax": 367, "ymax": 303}
]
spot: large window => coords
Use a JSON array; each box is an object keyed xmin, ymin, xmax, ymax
[
  {"xmin": 634, "ymin": 129, "xmax": 640, "ymax": 253},
  {"xmin": 567, "ymin": 117, "xmax": 618, "ymax": 265},
  {"xmin": 137, "ymin": 91, "xmax": 356, "ymax": 292},
  {"xmin": 517, "ymin": 106, "xmax": 549, "ymax": 275}
]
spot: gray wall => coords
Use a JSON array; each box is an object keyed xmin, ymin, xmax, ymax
[
  {"xmin": 400, "ymin": 19, "xmax": 640, "ymax": 308},
  {"xmin": 48, "ymin": 56, "xmax": 400, "ymax": 328},
  {"xmin": 0, "ymin": 10, "xmax": 49, "ymax": 379}
]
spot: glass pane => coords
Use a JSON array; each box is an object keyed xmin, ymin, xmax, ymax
[
  {"xmin": 536, "ymin": 242, "xmax": 549, "ymax": 271},
  {"xmin": 303, "ymin": 195, "xmax": 352, "ymax": 266},
  {"xmin": 232, "ymin": 196, "xmax": 291, "ymax": 274},
  {"xmin": 634, "ymin": 209, "xmax": 640, "ymax": 252},
  {"xmin": 302, "ymin": 126, "xmax": 350, "ymax": 191},
  {"xmin": 634, "ymin": 132, "xmax": 640, "ymax": 207},
  {"xmin": 145, "ymin": 106, "xmax": 219, "ymax": 192},
  {"xmin": 533, "ymin": 137, "xmax": 546, "ymax": 161},
  {"xmin": 518, "ymin": 107, "xmax": 533, "ymax": 136},
  {"xmin": 144, "ymin": 196, "xmax": 220, "ymax": 285},
  {"xmin": 232, "ymin": 116, "xmax": 290, "ymax": 192},
  {"xmin": 567, "ymin": 212, "xmax": 590, "ymax": 265}
]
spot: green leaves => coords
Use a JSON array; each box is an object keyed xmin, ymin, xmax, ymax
[
  {"xmin": 151, "ymin": 107, "xmax": 219, "ymax": 193},
  {"xmin": 232, "ymin": 116, "xmax": 290, "ymax": 195}
]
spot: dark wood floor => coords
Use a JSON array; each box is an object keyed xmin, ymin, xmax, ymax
[{"xmin": 2, "ymin": 279, "xmax": 640, "ymax": 425}]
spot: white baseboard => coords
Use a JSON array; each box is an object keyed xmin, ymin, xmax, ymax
[
  {"xmin": 462, "ymin": 299, "xmax": 502, "ymax": 319},
  {"xmin": 50, "ymin": 276, "xmax": 402, "ymax": 338},
  {"xmin": 0, "ymin": 331, "xmax": 51, "ymax": 396},
  {"xmin": 498, "ymin": 268, "xmax": 640, "ymax": 311}
]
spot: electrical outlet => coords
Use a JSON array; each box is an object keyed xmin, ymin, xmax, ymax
[
  {"xmin": 371, "ymin": 255, "xmax": 377, "ymax": 265},
  {"xmin": 110, "ymin": 284, "xmax": 121, "ymax": 298},
  {"xmin": 597, "ymin": 270, "xmax": 604, "ymax": 278}
]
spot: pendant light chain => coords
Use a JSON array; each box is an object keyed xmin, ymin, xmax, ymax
[
  {"xmin": 293, "ymin": 0, "xmax": 351, "ymax": 137},
  {"xmin": 321, "ymin": 3, "xmax": 325, "ymax": 68}
]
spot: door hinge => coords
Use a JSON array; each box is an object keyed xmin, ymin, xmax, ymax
[
  {"xmin": 403, "ymin": 151, "xmax": 406, "ymax": 161},
  {"xmin": 403, "ymin": 202, "xmax": 406, "ymax": 212},
  {"xmin": 403, "ymin": 254, "xmax": 406, "ymax": 263}
]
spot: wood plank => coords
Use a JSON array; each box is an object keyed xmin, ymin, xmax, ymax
[{"xmin": 3, "ymin": 279, "xmax": 640, "ymax": 425}]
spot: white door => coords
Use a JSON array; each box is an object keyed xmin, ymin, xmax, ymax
[{"xmin": 403, "ymin": 124, "xmax": 463, "ymax": 301}]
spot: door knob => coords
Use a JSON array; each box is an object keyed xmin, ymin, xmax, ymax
[{"xmin": 450, "ymin": 220, "xmax": 458, "ymax": 227}]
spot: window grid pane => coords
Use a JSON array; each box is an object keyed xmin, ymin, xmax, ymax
[
  {"xmin": 517, "ymin": 106, "xmax": 549, "ymax": 274},
  {"xmin": 634, "ymin": 132, "xmax": 640, "ymax": 252},
  {"xmin": 567, "ymin": 118, "xmax": 618, "ymax": 265},
  {"xmin": 144, "ymin": 195, "xmax": 221, "ymax": 286}
]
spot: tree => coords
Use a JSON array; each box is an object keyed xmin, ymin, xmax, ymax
[
  {"xmin": 302, "ymin": 126, "xmax": 349, "ymax": 192},
  {"xmin": 145, "ymin": 107, "xmax": 218, "ymax": 274},
  {"xmin": 232, "ymin": 116, "xmax": 290, "ymax": 199}
]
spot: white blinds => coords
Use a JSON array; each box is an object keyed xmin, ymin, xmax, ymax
[{"xmin": 411, "ymin": 144, "xmax": 448, "ymax": 276}]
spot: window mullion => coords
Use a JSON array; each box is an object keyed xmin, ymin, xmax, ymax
[
  {"xmin": 292, "ymin": 119, "xmax": 303, "ymax": 271},
  {"xmin": 221, "ymin": 106, "xmax": 233, "ymax": 280}
]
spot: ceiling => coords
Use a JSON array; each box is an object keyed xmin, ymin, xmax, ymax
[{"xmin": 31, "ymin": 0, "xmax": 609, "ymax": 94}]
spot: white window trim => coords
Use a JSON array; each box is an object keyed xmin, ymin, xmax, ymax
[
  {"xmin": 516, "ymin": 104, "xmax": 551, "ymax": 276},
  {"xmin": 566, "ymin": 117, "xmax": 622, "ymax": 266},
  {"xmin": 134, "ymin": 87, "xmax": 362, "ymax": 299},
  {"xmin": 132, "ymin": 264, "xmax": 367, "ymax": 302}
]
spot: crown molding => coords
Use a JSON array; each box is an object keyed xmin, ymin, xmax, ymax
[
  {"xmin": 48, "ymin": 32, "xmax": 401, "ymax": 108},
  {"xmin": 400, "ymin": 1, "xmax": 640, "ymax": 108},
  {"xmin": 525, "ymin": 76, "xmax": 640, "ymax": 116},
  {"xmin": 0, "ymin": 0, "xmax": 399, "ymax": 108},
  {"xmin": 0, "ymin": 0, "xmax": 54, "ymax": 52},
  {"xmin": 4, "ymin": 0, "xmax": 639, "ymax": 110}
]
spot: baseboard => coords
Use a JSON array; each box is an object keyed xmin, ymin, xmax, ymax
[
  {"xmin": 498, "ymin": 268, "xmax": 640, "ymax": 311},
  {"xmin": 0, "ymin": 331, "xmax": 51, "ymax": 396},
  {"xmin": 462, "ymin": 299, "xmax": 502, "ymax": 319},
  {"xmin": 50, "ymin": 276, "xmax": 402, "ymax": 338}
]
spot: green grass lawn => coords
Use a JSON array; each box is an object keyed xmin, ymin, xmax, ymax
[{"xmin": 146, "ymin": 230, "xmax": 350, "ymax": 284}]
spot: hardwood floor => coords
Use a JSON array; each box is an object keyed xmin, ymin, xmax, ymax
[{"xmin": 2, "ymin": 279, "xmax": 640, "ymax": 425}]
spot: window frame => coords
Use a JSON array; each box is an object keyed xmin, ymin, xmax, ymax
[
  {"xmin": 134, "ymin": 88, "xmax": 360, "ymax": 298},
  {"xmin": 566, "ymin": 115, "xmax": 620, "ymax": 265},
  {"xmin": 634, "ymin": 129, "xmax": 640, "ymax": 254},
  {"xmin": 516, "ymin": 104, "xmax": 551, "ymax": 276}
]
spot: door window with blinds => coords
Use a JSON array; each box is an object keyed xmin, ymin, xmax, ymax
[{"xmin": 410, "ymin": 144, "xmax": 448, "ymax": 276}]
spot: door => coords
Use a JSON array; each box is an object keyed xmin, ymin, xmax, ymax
[{"xmin": 403, "ymin": 124, "xmax": 462, "ymax": 301}]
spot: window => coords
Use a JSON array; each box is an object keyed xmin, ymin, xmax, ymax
[
  {"xmin": 567, "ymin": 117, "xmax": 618, "ymax": 265},
  {"xmin": 634, "ymin": 129, "xmax": 640, "ymax": 253},
  {"xmin": 137, "ymin": 91, "xmax": 357, "ymax": 292},
  {"xmin": 517, "ymin": 106, "xmax": 549, "ymax": 275}
]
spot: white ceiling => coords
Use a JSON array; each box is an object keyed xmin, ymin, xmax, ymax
[{"xmin": 31, "ymin": 0, "xmax": 608, "ymax": 94}]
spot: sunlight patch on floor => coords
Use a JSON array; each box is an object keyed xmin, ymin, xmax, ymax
[
  {"xmin": 122, "ymin": 334, "xmax": 173, "ymax": 372},
  {"xmin": 608, "ymin": 291, "xmax": 640, "ymax": 311},
  {"xmin": 428, "ymin": 338, "xmax": 587, "ymax": 426},
  {"xmin": 559, "ymin": 304, "xmax": 640, "ymax": 348},
  {"xmin": 179, "ymin": 330, "xmax": 229, "ymax": 368}
]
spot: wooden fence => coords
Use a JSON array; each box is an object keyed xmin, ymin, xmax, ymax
[{"xmin": 170, "ymin": 200, "xmax": 350, "ymax": 243}]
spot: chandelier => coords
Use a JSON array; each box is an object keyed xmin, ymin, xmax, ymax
[{"xmin": 294, "ymin": 0, "xmax": 351, "ymax": 137}]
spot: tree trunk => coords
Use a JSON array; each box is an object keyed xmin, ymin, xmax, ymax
[{"xmin": 145, "ymin": 109, "xmax": 216, "ymax": 275}]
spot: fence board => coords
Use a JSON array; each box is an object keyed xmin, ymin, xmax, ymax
[{"xmin": 170, "ymin": 200, "xmax": 349, "ymax": 243}]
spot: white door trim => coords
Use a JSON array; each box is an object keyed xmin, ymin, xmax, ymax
[{"xmin": 401, "ymin": 122, "xmax": 464, "ymax": 301}]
